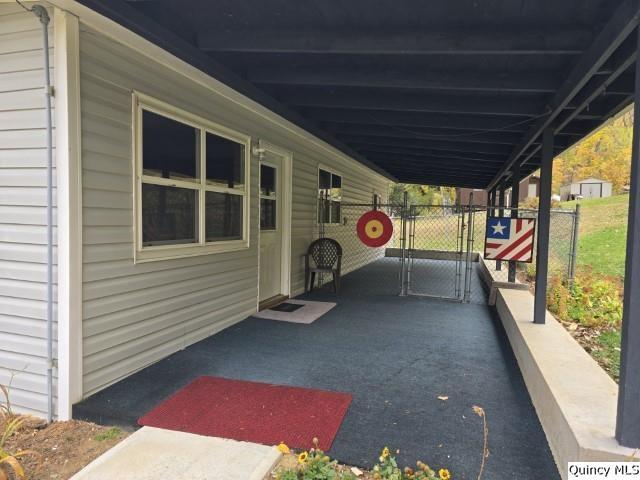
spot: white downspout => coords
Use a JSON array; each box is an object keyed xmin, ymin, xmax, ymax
[{"xmin": 30, "ymin": 4, "xmax": 55, "ymax": 423}]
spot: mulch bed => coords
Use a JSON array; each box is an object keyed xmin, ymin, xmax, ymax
[{"xmin": 0, "ymin": 415, "xmax": 129, "ymax": 479}]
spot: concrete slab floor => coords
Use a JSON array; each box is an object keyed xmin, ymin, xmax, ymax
[{"xmin": 74, "ymin": 258, "xmax": 560, "ymax": 479}]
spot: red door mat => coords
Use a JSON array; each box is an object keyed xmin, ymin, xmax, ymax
[{"xmin": 138, "ymin": 376, "xmax": 352, "ymax": 451}]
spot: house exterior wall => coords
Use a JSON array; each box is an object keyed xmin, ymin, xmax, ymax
[
  {"xmin": 456, "ymin": 188, "xmax": 488, "ymax": 207},
  {"xmin": 78, "ymin": 26, "xmax": 390, "ymax": 397},
  {"xmin": 0, "ymin": 4, "xmax": 57, "ymax": 416},
  {"xmin": 520, "ymin": 175, "xmax": 539, "ymax": 201}
]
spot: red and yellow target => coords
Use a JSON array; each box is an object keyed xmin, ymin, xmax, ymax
[{"xmin": 356, "ymin": 210, "xmax": 393, "ymax": 247}]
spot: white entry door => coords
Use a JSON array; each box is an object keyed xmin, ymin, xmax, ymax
[{"xmin": 259, "ymin": 153, "xmax": 283, "ymax": 302}]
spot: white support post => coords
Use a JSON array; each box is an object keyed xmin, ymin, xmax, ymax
[{"xmin": 54, "ymin": 8, "xmax": 83, "ymax": 420}]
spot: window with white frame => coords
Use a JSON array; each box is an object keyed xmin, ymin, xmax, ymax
[
  {"xmin": 134, "ymin": 93, "xmax": 249, "ymax": 261},
  {"xmin": 318, "ymin": 168, "xmax": 342, "ymax": 224}
]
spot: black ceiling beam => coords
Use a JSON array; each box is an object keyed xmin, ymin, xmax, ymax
[
  {"xmin": 75, "ymin": 0, "xmax": 396, "ymax": 182},
  {"xmin": 347, "ymin": 134, "xmax": 573, "ymax": 155},
  {"xmin": 280, "ymin": 89, "xmax": 544, "ymax": 117},
  {"xmin": 249, "ymin": 68, "xmax": 560, "ymax": 94},
  {"xmin": 380, "ymin": 170, "xmax": 495, "ymax": 182},
  {"xmin": 362, "ymin": 150, "xmax": 505, "ymax": 165},
  {"xmin": 366, "ymin": 154, "xmax": 504, "ymax": 168},
  {"xmin": 520, "ymin": 93, "xmax": 634, "ymax": 171},
  {"xmin": 340, "ymin": 136, "xmax": 513, "ymax": 155},
  {"xmin": 375, "ymin": 160, "xmax": 497, "ymax": 173},
  {"xmin": 364, "ymin": 162, "xmax": 503, "ymax": 177},
  {"xmin": 487, "ymin": 0, "xmax": 640, "ymax": 190},
  {"xmin": 401, "ymin": 179, "xmax": 485, "ymax": 188},
  {"xmin": 197, "ymin": 28, "xmax": 591, "ymax": 55},
  {"xmin": 553, "ymin": 37, "xmax": 636, "ymax": 134},
  {"xmin": 373, "ymin": 161, "xmax": 496, "ymax": 174},
  {"xmin": 320, "ymin": 123, "xmax": 526, "ymax": 145},
  {"xmin": 303, "ymin": 108, "xmax": 534, "ymax": 132},
  {"xmin": 359, "ymin": 146, "xmax": 505, "ymax": 165},
  {"xmin": 509, "ymin": 42, "xmax": 636, "ymax": 178}
]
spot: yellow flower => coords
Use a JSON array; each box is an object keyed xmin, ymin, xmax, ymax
[
  {"xmin": 439, "ymin": 468, "xmax": 451, "ymax": 480},
  {"xmin": 381, "ymin": 446, "xmax": 390, "ymax": 458},
  {"xmin": 298, "ymin": 451, "xmax": 309, "ymax": 464},
  {"xmin": 276, "ymin": 442, "xmax": 290, "ymax": 454}
]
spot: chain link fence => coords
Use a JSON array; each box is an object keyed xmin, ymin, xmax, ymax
[
  {"xmin": 316, "ymin": 202, "xmax": 404, "ymax": 295},
  {"xmin": 471, "ymin": 207, "xmax": 580, "ymax": 284},
  {"xmin": 313, "ymin": 199, "xmax": 579, "ymax": 300}
]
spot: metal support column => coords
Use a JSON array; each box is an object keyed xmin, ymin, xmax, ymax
[
  {"xmin": 509, "ymin": 163, "xmax": 521, "ymax": 282},
  {"xmin": 616, "ymin": 26, "xmax": 640, "ymax": 446},
  {"xmin": 399, "ymin": 191, "xmax": 409, "ymax": 296},
  {"xmin": 534, "ymin": 128, "xmax": 554, "ymax": 324}
]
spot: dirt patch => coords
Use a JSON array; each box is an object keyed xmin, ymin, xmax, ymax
[{"xmin": 1, "ymin": 415, "xmax": 129, "ymax": 479}]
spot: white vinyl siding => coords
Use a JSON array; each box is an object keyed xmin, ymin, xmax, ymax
[
  {"xmin": 78, "ymin": 25, "xmax": 390, "ymax": 397},
  {"xmin": 0, "ymin": 4, "xmax": 56, "ymax": 417}
]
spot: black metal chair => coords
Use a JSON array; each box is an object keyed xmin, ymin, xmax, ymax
[{"xmin": 304, "ymin": 238, "xmax": 343, "ymax": 293}]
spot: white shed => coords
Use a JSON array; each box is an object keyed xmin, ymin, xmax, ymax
[{"xmin": 559, "ymin": 178, "xmax": 613, "ymax": 201}]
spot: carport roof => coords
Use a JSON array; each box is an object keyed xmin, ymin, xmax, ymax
[{"xmin": 79, "ymin": 0, "xmax": 639, "ymax": 189}]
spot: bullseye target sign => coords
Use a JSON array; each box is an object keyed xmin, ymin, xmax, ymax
[{"xmin": 356, "ymin": 210, "xmax": 393, "ymax": 247}]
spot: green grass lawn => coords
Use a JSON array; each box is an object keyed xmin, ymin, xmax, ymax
[
  {"xmin": 592, "ymin": 330, "xmax": 622, "ymax": 381},
  {"xmin": 561, "ymin": 195, "xmax": 629, "ymax": 277},
  {"xmin": 577, "ymin": 226, "xmax": 627, "ymax": 277}
]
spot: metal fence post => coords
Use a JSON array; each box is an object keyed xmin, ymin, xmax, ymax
[
  {"xmin": 400, "ymin": 191, "xmax": 409, "ymax": 296},
  {"xmin": 463, "ymin": 193, "xmax": 474, "ymax": 302},
  {"xmin": 496, "ymin": 180, "xmax": 506, "ymax": 271},
  {"xmin": 568, "ymin": 203, "xmax": 581, "ymax": 285},
  {"xmin": 509, "ymin": 163, "xmax": 521, "ymax": 282}
]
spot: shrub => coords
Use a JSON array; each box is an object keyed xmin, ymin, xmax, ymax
[
  {"xmin": 0, "ymin": 385, "xmax": 40, "ymax": 480},
  {"xmin": 547, "ymin": 269, "xmax": 623, "ymax": 327},
  {"xmin": 275, "ymin": 439, "xmax": 356, "ymax": 480},
  {"xmin": 275, "ymin": 441, "xmax": 453, "ymax": 480}
]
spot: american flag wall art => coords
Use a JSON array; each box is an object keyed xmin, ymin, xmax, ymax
[{"xmin": 484, "ymin": 217, "xmax": 536, "ymax": 263}]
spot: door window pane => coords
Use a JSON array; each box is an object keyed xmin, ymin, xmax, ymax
[
  {"xmin": 206, "ymin": 132, "xmax": 245, "ymax": 189},
  {"xmin": 261, "ymin": 199, "xmax": 277, "ymax": 230},
  {"xmin": 142, "ymin": 110, "xmax": 199, "ymax": 182},
  {"xmin": 261, "ymin": 165, "xmax": 276, "ymax": 196},
  {"xmin": 142, "ymin": 184, "xmax": 198, "ymax": 246},
  {"xmin": 205, "ymin": 192, "xmax": 243, "ymax": 241},
  {"xmin": 317, "ymin": 169, "xmax": 342, "ymax": 224}
]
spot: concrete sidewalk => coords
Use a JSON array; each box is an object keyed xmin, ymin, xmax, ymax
[{"xmin": 71, "ymin": 427, "xmax": 282, "ymax": 480}]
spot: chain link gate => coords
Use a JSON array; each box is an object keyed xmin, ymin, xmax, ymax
[
  {"xmin": 404, "ymin": 204, "xmax": 476, "ymax": 302},
  {"xmin": 316, "ymin": 197, "xmax": 480, "ymax": 302}
]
